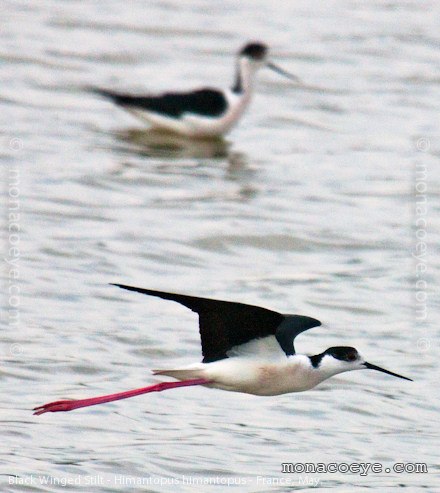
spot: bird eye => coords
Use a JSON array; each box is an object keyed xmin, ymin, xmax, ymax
[{"xmin": 347, "ymin": 351, "xmax": 357, "ymax": 361}]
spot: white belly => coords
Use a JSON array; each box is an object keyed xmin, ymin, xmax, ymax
[{"xmin": 203, "ymin": 356, "xmax": 322, "ymax": 396}]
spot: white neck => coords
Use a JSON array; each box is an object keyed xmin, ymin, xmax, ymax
[
  {"xmin": 314, "ymin": 355, "xmax": 357, "ymax": 382},
  {"xmin": 232, "ymin": 57, "xmax": 260, "ymax": 95}
]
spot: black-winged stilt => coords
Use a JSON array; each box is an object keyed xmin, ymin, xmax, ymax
[
  {"xmin": 34, "ymin": 284, "xmax": 412, "ymax": 415},
  {"xmin": 92, "ymin": 42, "xmax": 299, "ymax": 138}
]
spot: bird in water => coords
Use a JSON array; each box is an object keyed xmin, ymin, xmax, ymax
[
  {"xmin": 34, "ymin": 284, "xmax": 412, "ymax": 415},
  {"xmin": 92, "ymin": 42, "xmax": 299, "ymax": 138}
]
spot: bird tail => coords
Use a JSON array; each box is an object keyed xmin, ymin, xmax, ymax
[{"xmin": 152, "ymin": 368, "xmax": 205, "ymax": 381}]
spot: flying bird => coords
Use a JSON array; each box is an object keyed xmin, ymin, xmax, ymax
[
  {"xmin": 92, "ymin": 42, "xmax": 299, "ymax": 138},
  {"xmin": 34, "ymin": 284, "xmax": 412, "ymax": 415}
]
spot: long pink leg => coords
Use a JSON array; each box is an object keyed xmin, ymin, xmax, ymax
[{"xmin": 33, "ymin": 378, "xmax": 210, "ymax": 415}]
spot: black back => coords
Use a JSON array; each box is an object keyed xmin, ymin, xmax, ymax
[
  {"xmin": 94, "ymin": 88, "xmax": 227, "ymax": 118},
  {"xmin": 112, "ymin": 284, "xmax": 321, "ymax": 363}
]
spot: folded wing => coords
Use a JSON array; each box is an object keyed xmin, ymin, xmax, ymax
[{"xmin": 93, "ymin": 88, "xmax": 228, "ymax": 118}]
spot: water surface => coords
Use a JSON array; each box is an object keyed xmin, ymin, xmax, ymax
[{"xmin": 1, "ymin": 0, "xmax": 439, "ymax": 491}]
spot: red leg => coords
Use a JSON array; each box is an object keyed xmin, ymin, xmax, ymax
[{"xmin": 33, "ymin": 378, "xmax": 210, "ymax": 415}]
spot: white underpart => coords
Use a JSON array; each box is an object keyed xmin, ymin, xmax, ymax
[
  {"xmin": 153, "ymin": 337, "xmax": 361, "ymax": 396},
  {"xmin": 125, "ymin": 90, "xmax": 249, "ymax": 138},
  {"xmin": 154, "ymin": 355, "xmax": 322, "ymax": 396},
  {"xmin": 125, "ymin": 56, "xmax": 263, "ymax": 138}
]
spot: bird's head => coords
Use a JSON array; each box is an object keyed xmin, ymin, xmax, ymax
[
  {"xmin": 238, "ymin": 42, "xmax": 300, "ymax": 83},
  {"xmin": 311, "ymin": 346, "xmax": 412, "ymax": 381},
  {"xmin": 239, "ymin": 42, "xmax": 269, "ymax": 65}
]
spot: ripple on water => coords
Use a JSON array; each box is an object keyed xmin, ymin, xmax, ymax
[{"xmin": 2, "ymin": 0, "xmax": 440, "ymax": 491}]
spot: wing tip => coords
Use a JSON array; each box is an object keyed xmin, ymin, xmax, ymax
[
  {"xmin": 306, "ymin": 316, "xmax": 322, "ymax": 329},
  {"xmin": 110, "ymin": 283, "xmax": 174, "ymax": 299},
  {"xmin": 110, "ymin": 282, "xmax": 138, "ymax": 293},
  {"xmin": 284, "ymin": 314, "xmax": 322, "ymax": 328}
]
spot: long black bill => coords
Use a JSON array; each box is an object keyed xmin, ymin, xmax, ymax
[
  {"xmin": 364, "ymin": 362, "xmax": 412, "ymax": 381},
  {"xmin": 266, "ymin": 62, "xmax": 301, "ymax": 83}
]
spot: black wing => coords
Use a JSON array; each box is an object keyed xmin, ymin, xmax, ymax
[
  {"xmin": 112, "ymin": 284, "xmax": 321, "ymax": 362},
  {"xmin": 93, "ymin": 88, "xmax": 228, "ymax": 118}
]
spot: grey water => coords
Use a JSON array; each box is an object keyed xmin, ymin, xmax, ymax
[{"xmin": 1, "ymin": 0, "xmax": 440, "ymax": 491}]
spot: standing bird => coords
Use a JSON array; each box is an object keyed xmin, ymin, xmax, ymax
[
  {"xmin": 34, "ymin": 284, "xmax": 412, "ymax": 415},
  {"xmin": 92, "ymin": 42, "xmax": 299, "ymax": 138}
]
